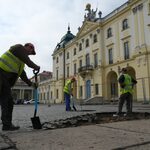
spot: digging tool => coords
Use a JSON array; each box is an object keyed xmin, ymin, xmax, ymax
[
  {"xmin": 31, "ymin": 70, "xmax": 42, "ymax": 129},
  {"xmin": 71, "ymin": 95, "xmax": 77, "ymax": 111}
]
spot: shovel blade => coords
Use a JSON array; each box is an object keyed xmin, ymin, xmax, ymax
[{"xmin": 31, "ymin": 116, "xmax": 42, "ymax": 129}]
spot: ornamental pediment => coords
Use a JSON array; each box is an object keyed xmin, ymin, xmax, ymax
[{"xmin": 76, "ymin": 21, "xmax": 98, "ymax": 38}]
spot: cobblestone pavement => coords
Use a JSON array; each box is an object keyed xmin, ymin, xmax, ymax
[{"xmin": 0, "ymin": 103, "xmax": 150, "ymax": 150}]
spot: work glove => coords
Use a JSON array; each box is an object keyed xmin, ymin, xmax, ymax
[
  {"xmin": 35, "ymin": 66, "xmax": 40, "ymax": 72},
  {"xmin": 31, "ymin": 82, "xmax": 38, "ymax": 88}
]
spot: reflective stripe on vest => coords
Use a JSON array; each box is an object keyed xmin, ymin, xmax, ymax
[
  {"xmin": 0, "ymin": 50, "xmax": 25, "ymax": 76},
  {"xmin": 120, "ymin": 74, "xmax": 133, "ymax": 94},
  {"xmin": 63, "ymin": 79, "xmax": 71, "ymax": 94}
]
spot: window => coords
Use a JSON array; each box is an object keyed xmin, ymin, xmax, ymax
[
  {"xmin": 107, "ymin": 28, "xmax": 112, "ymax": 38},
  {"xmin": 148, "ymin": 2, "xmax": 150, "ymax": 15},
  {"xmin": 74, "ymin": 48, "xmax": 76, "ymax": 55},
  {"xmin": 86, "ymin": 53, "xmax": 90, "ymax": 66},
  {"xmin": 79, "ymin": 59, "xmax": 82, "ymax": 67},
  {"xmin": 79, "ymin": 86, "xmax": 83, "ymax": 97},
  {"xmin": 67, "ymin": 52, "xmax": 69, "ymax": 59},
  {"xmin": 108, "ymin": 48, "xmax": 113, "ymax": 64},
  {"xmin": 93, "ymin": 34, "xmax": 97, "ymax": 43},
  {"xmin": 56, "ymin": 57, "xmax": 59, "ymax": 63},
  {"xmin": 67, "ymin": 66, "xmax": 69, "ymax": 77},
  {"xmin": 44, "ymin": 93, "xmax": 45, "ymax": 100},
  {"xmin": 124, "ymin": 42, "xmax": 130, "ymax": 60},
  {"xmin": 56, "ymin": 69, "xmax": 58, "ymax": 80},
  {"xmin": 47, "ymin": 92, "xmax": 49, "ymax": 100},
  {"xmin": 111, "ymin": 83, "xmax": 116, "ymax": 96},
  {"xmin": 85, "ymin": 39, "xmax": 89, "ymax": 47},
  {"xmin": 94, "ymin": 53, "xmax": 98, "ymax": 67},
  {"xmin": 122, "ymin": 19, "xmax": 128, "ymax": 30},
  {"xmin": 79, "ymin": 43, "xmax": 82, "ymax": 51},
  {"xmin": 56, "ymin": 89, "xmax": 59, "ymax": 99},
  {"xmin": 51, "ymin": 91, "xmax": 53, "ymax": 99},
  {"xmin": 74, "ymin": 63, "xmax": 76, "ymax": 74},
  {"xmin": 95, "ymin": 84, "xmax": 99, "ymax": 95}
]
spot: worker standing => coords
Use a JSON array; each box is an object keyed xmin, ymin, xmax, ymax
[
  {"xmin": 0, "ymin": 43, "xmax": 40, "ymax": 131},
  {"xmin": 63, "ymin": 77, "xmax": 76, "ymax": 111},
  {"xmin": 113, "ymin": 68, "xmax": 137, "ymax": 117}
]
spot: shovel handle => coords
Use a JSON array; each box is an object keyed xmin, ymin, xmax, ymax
[
  {"xmin": 34, "ymin": 108, "xmax": 37, "ymax": 117},
  {"xmin": 33, "ymin": 69, "xmax": 39, "ymax": 83},
  {"xmin": 33, "ymin": 69, "xmax": 39, "ymax": 75}
]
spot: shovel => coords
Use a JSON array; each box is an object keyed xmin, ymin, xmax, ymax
[
  {"xmin": 71, "ymin": 95, "xmax": 77, "ymax": 111},
  {"xmin": 31, "ymin": 70, "xmax": 42, "ymax": 129}
]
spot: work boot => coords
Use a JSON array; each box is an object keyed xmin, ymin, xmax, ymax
[
  {"xmin": 2, "ymin": 124, "xmax": 20, "ymax": 131},
  {"xmin": 124, "ymin": 112, "xmax": 132, "ymax": 117},
  {"xmin": 113, "ymin": 112, "xmax": 122, "ymax": 117}
]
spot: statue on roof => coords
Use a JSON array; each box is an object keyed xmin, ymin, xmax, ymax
[{"xmin": 84, "ymin": 3, "xmax": 97, "ymax": 21}]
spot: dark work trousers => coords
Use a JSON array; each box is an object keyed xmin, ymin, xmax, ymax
[
  {"xmin": 0, "ymin": 72, "xmax": 14, "ymax": 127},
  {"xmin": 64, "ymin": 92, "xmax": 71, "ymax": 111},
  {"xmin": 118, "ymin": 92, "xmax": 133, "ymax": 114}
]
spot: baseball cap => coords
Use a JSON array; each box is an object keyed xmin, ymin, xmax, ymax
[{"xmin": 24, "ymin": 43, "xmax": 36, "ymax": 55}]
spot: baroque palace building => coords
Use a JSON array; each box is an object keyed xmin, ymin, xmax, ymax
[{"xmin": 51, "ymin": 0, "xmax": 150, "ymax": 104}]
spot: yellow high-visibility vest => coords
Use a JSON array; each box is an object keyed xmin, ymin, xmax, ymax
[
  {"xmin": 120, "ymin": 74, "xmax": 133, "ymax": 94},
  {"xmin": 0, "ymin": 50, "xmax": 25, "ymax": 76},
  {"xmin": 64, "ymin": 79, "xmax": 72, "ymax": 94}
]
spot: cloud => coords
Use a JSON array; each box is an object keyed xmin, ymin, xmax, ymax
[{"xmin": 0, "ymin": 0, "xmax": 128, "ymax": 77}]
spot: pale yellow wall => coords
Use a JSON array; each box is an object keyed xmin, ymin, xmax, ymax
[{"xmin": 51, "ymin": 0, "xmax": 150, "ymax": 103}]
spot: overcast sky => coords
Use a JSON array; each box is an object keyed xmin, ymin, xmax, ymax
[{"xmin": 0, "ymin": 0, "xmax": 127, "ymax": 77}]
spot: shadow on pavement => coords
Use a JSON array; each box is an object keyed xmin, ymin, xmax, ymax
[{"xmin": 76, "ymin": 110, "xmax": 96, "ymax": 112}]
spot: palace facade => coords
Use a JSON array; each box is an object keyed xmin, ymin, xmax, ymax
[{"xmin": 51, "ymin": 0, "xmax": 150, "ymax": 103}]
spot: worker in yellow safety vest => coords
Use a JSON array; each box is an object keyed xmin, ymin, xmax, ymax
[
  {"xmin": 113, "ymin": 68, "xmax": 137, "ymax": 117},
  {"xmin": 0, "ymin": 43, "xmax": 40, "ymax": 131},
  {"xmin": 63, "ymin": 77, "xmax": 76, "ymax": 111}
]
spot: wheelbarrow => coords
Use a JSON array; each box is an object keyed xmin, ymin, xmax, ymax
[{"xmin": 31, "ymin": 70, "xmax": 42, "ymax": 129}]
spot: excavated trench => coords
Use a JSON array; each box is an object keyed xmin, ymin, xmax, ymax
[{"xmin": 42, "ymin": 112, "xmax": 150, "ymax": 130}]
